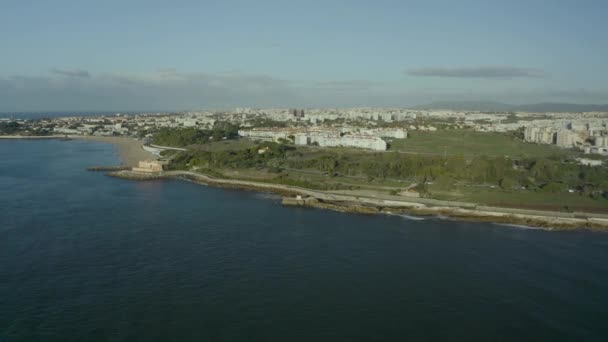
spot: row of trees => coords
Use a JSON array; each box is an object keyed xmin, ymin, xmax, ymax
[
  {"xmin": 152, "ymin": 123, "xmax": 240, "ymax": 147},
  {"xmin": 0, "ymin": 121, "xmax": 52, "ymax": 136},
  {"xmin": 0, "ymin": 121, "xmax": 22, "ymax": 134},
  {"xmin": 286, "ymin": 152, "xmax": 608, "ymax": 197},
  {"xmin": 170, "ymin": 142, "xmax": 293, "ymax": 170}
]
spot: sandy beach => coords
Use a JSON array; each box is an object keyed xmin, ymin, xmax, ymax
[
  {"xmin": 0, "ymin": 134, "xmax": 155, "ymax": 166},
  {"xmin": 72, "ymin": 136, "xmax": 156, "ymax": 166}
]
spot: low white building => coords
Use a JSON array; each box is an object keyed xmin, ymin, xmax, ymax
[
  {"xmin": 313, "ymin": 134, "xmax": 387, "ymax": 150},
  {"xmin": 584, "ymin": 146, "xmax": 608, "ymax": 156},
  {"xmin": 294, "ymin": 133, "xmax": 309, "ymax": 145},
  {"xmin": 238, "ymin": 129, "xmax": 288, "ymax": 142},
  {"xmin": 595, "ymin": 136, "xmax": 608, "ymax": 147},
  {"xmin": 575, "ymin": 158, "xmax": 603, "ymax": 167},
  {"xmin": 363, "ymin": 128, "xmax": 407, "ymax": 139}
]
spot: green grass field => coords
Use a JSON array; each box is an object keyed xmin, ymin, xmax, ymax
[
  {"xmin": 176, "ymin": 135, "xmax": 607, "ymax": 213},
  {"xmin": 390, "ymin": 130, "xmax": 571, "ymax": 158},
  {"xmin": 430, "ymin": 186, "xmax": 608, "ymax": 213},
  {"xmin": 189, "ymin": 139, "xmax": 257, "ymax": 152}
]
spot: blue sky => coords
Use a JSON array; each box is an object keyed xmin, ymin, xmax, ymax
[{"xmin": 1, "ymin": 0, "xmax": 607, "ymax": 111}]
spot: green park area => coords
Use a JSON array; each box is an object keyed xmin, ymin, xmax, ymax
[
  {"xmin": 153, "ymin": 126, "xmax": 608, "ymax": 213},
  {"xmin": 389, "ymin": 130, "xmax": 570, "ymax": 158}
]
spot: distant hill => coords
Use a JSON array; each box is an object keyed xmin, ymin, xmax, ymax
[
  {"xmin": 412, "ymin": 101, "xmax": 608, "ymax": 113},
  {"xmin": 412, "ymin": 101, "xmax": 513, "ymax": 112},
  {"xmin": 513, "ymin": 103, "xmax": 608, "ymax": 113}
]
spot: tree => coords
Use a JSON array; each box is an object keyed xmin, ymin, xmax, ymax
[
  {"xmin": 0, "ymin": 121, "xmax": 21, "ymax": 134},
  {"xmin": 540, "ymin": 182, "xmax": 565, "ymax": 193},
  {"xmin": 499, "ymin": 177, "xmax": 517, "ymax": 190}
]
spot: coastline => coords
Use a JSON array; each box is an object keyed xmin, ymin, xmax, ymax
[
  {"xmin": 4, "ymin": 134, "xmax": 607, "ymax": 230},
  {"xmin": 0, "ymin": 135, "xmax": 65, "ymax": 139},
  {"xmin": 107, "ymin": 169, "xmax": 608, "ymax": 231},
  {"xmin": 0, "ymin": 134, "xmax": 156, "ymax": 166}
]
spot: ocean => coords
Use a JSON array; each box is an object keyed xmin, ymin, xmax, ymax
[
  {"xmin": 1, "ymin": 139, "xmax": 608, "ymax": 341},
  {"xmin": 0, "ymin": 112, "xmax": 150, "ymax": 120}
]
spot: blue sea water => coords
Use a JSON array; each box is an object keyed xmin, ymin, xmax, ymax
[
  {"xmin": 1, "ymin": 140, "xmax": 608, "ymax": 341},
  {"xmin": 0, "ymin": 111, "xmax": 148, "ymax": 120}
]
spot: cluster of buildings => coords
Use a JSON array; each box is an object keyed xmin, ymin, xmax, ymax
[
  {"xmin": 2, "ymin": 112, "xmax": 219, "ymax": 137},
  {"xmin": 524, "ymin": 121, "xmax": 608, "ymax": 155},
  {"xmin": 232, "ymin": 107, "xmax": 418, "ymax": 123},
  {"xmin": 3, "ymin": 107, "xmax": 608, "ymax": 156},
  {"xmin": 288, "ymin": 108, "xmax": 306, "ymax": 119},
  {"xmin": 238, "ymin": 127, "xmax": 407, "ymax": 151}
]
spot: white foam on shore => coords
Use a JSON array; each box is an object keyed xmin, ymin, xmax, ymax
[
  {"xmin": 383, "ymin": 212, "xmax": 426, "ymax": 221},
  {"xmin": 399, "ymin": 214, "xmax": 426, "ymax": 221},
  {"xmin": 254, "ymin": 193, "xmax": 282, "ymax": 201},
  {"xmin": 492, "ymin": 223, "xmax": 543, "ymax": 230}
]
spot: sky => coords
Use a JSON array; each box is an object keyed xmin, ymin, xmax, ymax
[{"xmin": 1, "ymin": 0, "xmax": 607, "ymax": 111}]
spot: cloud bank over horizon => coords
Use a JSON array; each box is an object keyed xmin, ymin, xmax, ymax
[
  {"xmin": 1, "ymin": 1, "xmax": 606, "ymax": 112},
  {"xmin": 0, "ymin": 68, "xmax": 606, "ymax": 112}
]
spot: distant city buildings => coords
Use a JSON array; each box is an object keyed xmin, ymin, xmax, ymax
[
  {"xmin": 289, "ymin": 108, "xmax": 305, "ymax": 119},
  {"xmin": 3, "ymin": 106, "xmax": 608, "ymax": 155},
  {"xmin": 524, "ymin": 120, "xmax": 607, "ymax": 155},
  {"xmin": 524, "ymin": 127, "xmax": 556, "ymax": 145}
]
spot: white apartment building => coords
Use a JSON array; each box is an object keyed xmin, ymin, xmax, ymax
[
  {"xmin": 238, "ymin": 129, "xmax": 289, "ymax": 142},
  {"xmin": 294, "ymin": 133, "xmax": 309, "ymax": 145},
  {"xmin": 362, "ymin": 128, "xmax": 407, "ymax": 139},
  {"xmin": 313, "ymin": 134, "xmax": 387, "ymax": 151},
  {"xmin": 595, "ymin": 136, "xmax": 608, "ymax": 147},
  {"xmin": 524, "ymin": 127, "xmax": 556, "ymax": 144},
  {"xmin": 556, "ymin": 129, "xmax": 584, "ymax": 148}
]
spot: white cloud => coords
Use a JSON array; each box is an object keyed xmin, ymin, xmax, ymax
[
  {"xmin": 407, "ymin": 66, "xmax": 546, "ymax": 79},
  {"xmin": 50, "ymin": 68, "xmax": 91, "ymax": 78}
]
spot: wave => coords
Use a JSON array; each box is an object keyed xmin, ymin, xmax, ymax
[
  {"xmin": 253, "ymin": 193, "xmax": 282, "ymax": 201},
  {"xmin": 399, "ymin": 214, "xmax": 426, "ymax": 221},
  {"xmin": 493, "ymin": 223, "xmax": 543, "ymax": 230},
  {"xmin": 383, "ymin": 212, "xmax": 426, "ymax": 221}
]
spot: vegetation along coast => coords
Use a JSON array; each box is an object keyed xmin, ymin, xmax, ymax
[
  {"xmin": 106, "ymin": 168, "xmax": 608, "ymax": 231},
  {"xmin": 3, "ymin": 107, "xmax": 608, "ymax": 230}
]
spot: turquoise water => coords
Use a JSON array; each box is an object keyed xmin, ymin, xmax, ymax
[{"xmin": 1, "ymin": 140, "xmax": 608, "ymax": 341}]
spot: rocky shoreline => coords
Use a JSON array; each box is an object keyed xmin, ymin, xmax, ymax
[
  {"xmin": 105, "ymin": 170, "xmax": 608, "ymax": 231},
  {"xmin": 280, "ymin": 197, "xmax": 607, "ymax": 231}
]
